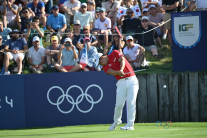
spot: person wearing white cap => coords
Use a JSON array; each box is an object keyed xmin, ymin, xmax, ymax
[
  {"xmin": 74, "ymin": 3, "xmax": 93, "ymax": 30},
  {"xmin": 94, "ymin": 50, "xmax": 139, "ymax": 131},
  {"xmin": 123, "ymin": 35, "xmax": 146, "ymax": 70},
  {"xmin": 135, "ymin": 16, "xmax": 159, "ymax": 56},
  {"xmin": 61, "ymin": 0, "xmax": 81, "ymax": 25},
  {"xmin": 142, "ymin": 8, "xmax": 149, "ymax": 16},
  {"xmin": 54, "ymin": 37, "xmax": 82, "ymax": 72},
  {"xmin": 28, "ymin": 36, "xmax": 46, "ymax": 74}
]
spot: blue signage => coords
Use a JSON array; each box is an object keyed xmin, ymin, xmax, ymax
[
  {"xmin": 0, "ymin": 71, "xmax": 127, "ymax": 129},
  {"xmin": 0, "ymin": 75, "xmax": 26, "ymax": 129},
  {"xmin": 172, "ymin": 11, "xmax": 207, "ymax": 72}
]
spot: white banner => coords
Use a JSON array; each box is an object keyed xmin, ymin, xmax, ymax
[{"xmin": 173, "ymin": 15, "xmax": 201, "ymax": 48}]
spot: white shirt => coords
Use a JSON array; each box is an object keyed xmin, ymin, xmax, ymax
[
  {"xmin": 28, "ymin": 46, "xmax": 45, "ymax": 65},
  {"xmin": 95, "ymin": 17, "xmax": 111, "ymax": 30},
  {"xmin": 196, "ymin": 0, "xmax": 207, "ymax": 9},
  {"xmin": 63, "ymin": 0, "xmax": 80, "ymax": 15},
  {"xmin": 74, "ymin": 12, "xmax": 93, "ymax": 29},
  {"xmin": 123, "ymin": 44, "xmax": 140, "ymax": 61}
]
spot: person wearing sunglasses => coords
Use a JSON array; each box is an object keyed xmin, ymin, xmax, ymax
[
  {"xmin": 135, "ymin": 16, "xmax": 158, "ymax": 56},
  {"xmin": 74, "ymin": 3, "xmax": 93, "ymax": 30},
  {"xmin": 16, "ymin": 7, "xmax": 35, "ymax": 32},
  {"xmin": 54, "ymin": 37, "xmax": 82, "ymax": 72},
  {"xmin": 77, "ymin": 24, "xmax": 98, "ymax": 53}
]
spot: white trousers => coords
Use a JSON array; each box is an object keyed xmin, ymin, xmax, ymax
[{"xmin": 114, "ymin": 76, "xmax": 139, "ymax": 126}]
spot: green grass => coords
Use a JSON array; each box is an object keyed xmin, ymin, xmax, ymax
[
  {"xmin": 1, "ymin": 122, "xmax": 207, "ymax": 138},
  {"xmin": 136, "ymin": 45, "xmax": 173, "ymax": 74}
]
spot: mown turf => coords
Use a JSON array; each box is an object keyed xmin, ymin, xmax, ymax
[{"xmin": 1, "ymin": 122, "xmax": 207, "ymax": 138}]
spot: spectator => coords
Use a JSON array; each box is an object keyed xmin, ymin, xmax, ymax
[
  {"xmin": 142, "ymin": 8, "xmax": 149, "ymax": 16},
  {"xmin": 45, "ymin": 35, "xmax": 61, "ymax": 71},
  {"xmin": 16, "ymin": 7, "xmax": 35, "ymax": 32},
  {"xmin": 123, "ymin": 35, "xmax": 145, "ymax": 70},
  {"xmin": 25, "ymin": 16, "xmax": 44, "ymax": 48},
  {"xmin": 87, "ymin": 1, "xmax": 95, "ymax": 19},
  {"xmin": 0, "ymin": 0, "xmax": 18, "ymax": 28},
  {"xmin": 148, "ymin": 4, "xmax": 164, "ymax": 47},
  {"xmin": 0, "ymin": 35, "xmax": 4, "ymax": 50},
  {"xmin": 74, "ymin": 3, "xmax": 93, "ymax": 30},
  {"xmin": 121, "ymin": 8, "xmax": 141, "ymax": 38},
  {"xmin": 196, "ymin": 0, "xmax": 207, "ymax": 11},
  {"xmin": 162, "ymin": 0, "xmax": 179, "ymax": 46},
  {"xmin": 44, "ymin": 0, "xmax": 53, "ymax": 14},
  {"xmin": 141, "ymin": 0, "xmax": 160, "ymax": 8},
  {"xmin": 54, "ymin": 38, "xmax": 82, "ymax": 72},
  {"xmin": 103, "ymin": 0, "xmax": 120, "ymax": 27},
  {"xmin": 27, "ymin": 0, "xmax": 47, "ymax": 30},
  {"xmin": 72, "ymin": 20, "xmax": 81, "ymax": 48},
  {"xmin": 61, "ymin": 0, "xmax": 80, "ymax": 26},
  {"xmin": 28, "ymin": 36, "xmax": 45, "ymax": 74},
  {"xmin": 135, "ymin": 16, "xmax": 158, "ymax": 56},
  {"xmin": 94, "ymin": 8, "xmax": 111, "ymax": 55},
  {"xmin": 79, "ymin": 37, "xmax": 99, "ymax": 71},
  {"xmin": 47, "ymin": 5, "xmax": 67, "ymax": 34},
  {"xmin": 106, "ymin": 31, "xmax": 125, "ymax": 55},
  {"xmin": 0, "ymin": 35, "xmax": 4, "ymax": 73},
  {"xmin": 185, "ymin": 0, "xmax": 196, "ymax": 11},
  {"xmin": 0, "ymin": 20, "xmax": 12, "ymax": 45},
  {"xmin": 77, "ymin": 24, "xmax": 98, "ymax": 52},
  {"xmin": 3, "ymin": 29, "xmax": 28, "ymax": 75},
  {"xmin": 94, "ymin": 7, "xmax": 100, "ymax": 20}
]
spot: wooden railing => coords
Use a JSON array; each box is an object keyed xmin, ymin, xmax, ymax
[{"xmin": 136, "ymin": 72, "xmax": 207, "ymax": 122}]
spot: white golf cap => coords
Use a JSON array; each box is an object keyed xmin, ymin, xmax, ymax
[
  {"xmin": 126, "ymin": 36, "xmax": 133, "ymax": 41},
  {"xmin": 149, "ymin": 5, "xmax": 156, "ymax": 9},
  {"xmin": 142, "ymin": 16, "xmax": 149, "ymax": 21},
  {"xmin": 94, "ymin": 53, "xmax": 103, "ymax": 67},
  {"xmin": 143, "ymin": 8, "xmax": 149, "ymax": 12},
  {"xmin": 33, "ymin": 36, "xmax": 40, "ymax": 42},
  {"xmin": 81, "ymin": 3, "xmax": 87, "ymax": 7},
  {"xmin": 64, "ymin": 38, "xmax": 72, "ymax": 43},
  {"xmin": 74, "ymin": 20, "xmax": 80, "ymax": 25}
]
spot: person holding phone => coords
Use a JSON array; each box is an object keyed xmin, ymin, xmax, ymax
[
  {"xmin": 1, "ymin": 0, "xmax": 18, "ymax": 28},
  {"xmin": 54, "ymin": 37, "xmax": 82, "ymax": 72}
]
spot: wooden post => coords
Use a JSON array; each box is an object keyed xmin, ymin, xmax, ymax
[
  {"xmin": 137, "ymin": 74, "xmax": 148, "ymax": 122},
  {"xmin": 179, "ymin": 73, "xmax": 189, "ymax": 122},
  {"xmin": 147, "ymin": 74, "xmax": 158, "ymax": 122},
  {"xmin": 189, "ymin": 73, "xmax": 199, "ymax": 122},
  {"xmin": 199, "ymin": 73, "xmax": 207, "ymax": 122},
  {"xmin": 169, "ymin": 74, "xmax": 179, "ymax": 122},
  {"xmin": 157, "ymin": 74, "xmax": 170, "ymax": 121}
]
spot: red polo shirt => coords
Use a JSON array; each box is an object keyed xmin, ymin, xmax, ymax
[{"xmin": 103, "ymin": 50, "xmax": 135, "ymax": 80}]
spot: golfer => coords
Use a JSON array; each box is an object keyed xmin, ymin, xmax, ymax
[{"xmin": 95, "ymin": 50, "xmax": 139, "ymax": 131}]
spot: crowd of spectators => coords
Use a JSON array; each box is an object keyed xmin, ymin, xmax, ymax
[{"xmin": 0, "ymin": 0, "xmax": 206, "ymax": 75}]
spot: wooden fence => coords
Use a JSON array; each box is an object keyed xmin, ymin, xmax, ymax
[{"xmin": 135, "ymin": 72, "xmax": 207, "ymax": 122}]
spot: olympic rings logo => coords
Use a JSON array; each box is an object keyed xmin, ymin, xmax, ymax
[
  {"xmin": 47, "ymin": 84, "xmax": 103, "ymax": 114},
  {"xmin": 156, "ymin": 121, "xmax": 172, "ymax": 129}
]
